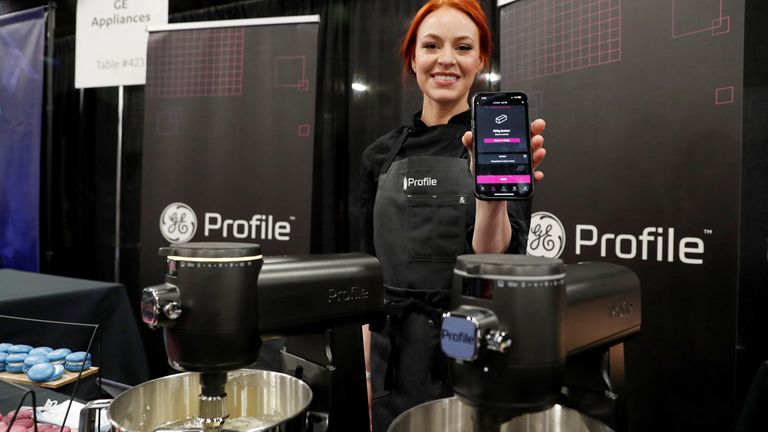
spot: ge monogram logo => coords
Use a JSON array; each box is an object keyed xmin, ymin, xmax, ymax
[
  {"xmin": 527, "ymin": 211, "xmax": 565, "ymax": 259},
  {"xmin": 159, "ymin": 202, "xmax": 197, "ymax": 243}
]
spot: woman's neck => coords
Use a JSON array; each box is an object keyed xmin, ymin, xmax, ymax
[{"xmin": 420, "ymin": 99, "xmax": 469, "ymax": 126}]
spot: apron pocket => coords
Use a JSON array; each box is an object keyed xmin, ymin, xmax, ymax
[{"xmin": 406, "ymin": 194, "xmax": 467, "ymax": 262}]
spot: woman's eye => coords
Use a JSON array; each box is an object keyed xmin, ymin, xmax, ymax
[
  {"xmin": 423, "ymin": 42, "xmax": 439, "ymax": 50},
  {"xmin": 457, "ymin": 45, "xmax": 473, "ymax": 51}
]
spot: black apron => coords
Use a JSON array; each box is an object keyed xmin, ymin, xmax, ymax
[{"xmin": 370, "ymin": 128, "xmax": 475, "ymax": 432}]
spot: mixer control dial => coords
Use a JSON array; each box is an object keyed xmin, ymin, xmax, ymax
[
  {"xmin": 142, "ymin": 283, "xmax": 182, "ymax": 328},
  {"xmin": 484, "ymin": 330, "xmax": 512, "ymax": 353}
]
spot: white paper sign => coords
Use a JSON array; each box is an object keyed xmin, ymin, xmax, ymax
[{"xmin": 75, "ymin": 0, "xmax": 168, "ymax": 88}]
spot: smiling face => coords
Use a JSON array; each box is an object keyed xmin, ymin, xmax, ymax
[{"xmin": 411, "ymin": 6, "xmax": 484, "ymax": 117}]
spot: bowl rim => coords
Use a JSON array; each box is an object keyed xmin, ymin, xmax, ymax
[{"xmin": 107, "ymin": 369, "xmax": 313, "ymax": 432}]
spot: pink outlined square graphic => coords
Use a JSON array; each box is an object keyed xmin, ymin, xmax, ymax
[
  {"xmin": 672, "ymin": 0, "xmax": 729, "ymax": 38},
  {"xmin": 274, "ymin": 56, "xmax": 309, "ymax": 90},
  {"xmin": 298, "ymin": 124, "xmax": 311, "ymax": 137},
  {"xmin": 715, "ymin": 86, "xmax": 735, "ymax": 105},
  {"xmin": 711, "ymin": 16, "xmax": 730, "ymax": 35}
]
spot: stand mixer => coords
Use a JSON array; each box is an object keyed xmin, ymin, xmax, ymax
[
  {"xmin": 111, "ymin": 242, "xmax": 384, "ymax": 432},
  {"xmin": 389, "ymin": 254, "xmax": 641, "ymax": 432},
  {"xmin": 140, "ymin": 242, "xmax": 265, "ymax": 430}
]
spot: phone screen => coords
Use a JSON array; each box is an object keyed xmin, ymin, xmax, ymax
[{"xmin": 472, "ymin": 92, "xmax": 533, "ymax": 200}]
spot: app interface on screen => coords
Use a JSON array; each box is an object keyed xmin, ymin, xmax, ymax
[{"xmin": 475, "ymin": 103, "xmax": 532, "ymax": 196}]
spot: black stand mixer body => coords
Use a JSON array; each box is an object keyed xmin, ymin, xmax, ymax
[
  {"xmin": 143, "ymin": 242, "xmax": 264, "ymax": 374},
  {"xmin": 141, "ymin": 242, "xmax": 383, "ymax": 432},
  {"xmin": 444, "ymin": 255, "xmax": 567, "ymax": 428},
  {"xmin": 435, "ymin": 254, "xmax": 641, "ymax": 432}
]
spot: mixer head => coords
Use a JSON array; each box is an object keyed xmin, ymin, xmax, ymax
[
  {"xmin": 441, "ymin": 255, "xmax": 567, "ymax": 428},
  {"xmin": 142, "ymin": 242, "xmax": 264, "ymax": 431}
]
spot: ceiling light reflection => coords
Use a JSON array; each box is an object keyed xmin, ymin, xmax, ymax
[{"xmin": 484, "ymin": 72, "xmax": 500, "ymax": 83}]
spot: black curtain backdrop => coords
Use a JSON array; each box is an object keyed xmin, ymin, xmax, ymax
[{"xmin": 41, "ymin": 0, "xmax": 499, "ymax": 377}]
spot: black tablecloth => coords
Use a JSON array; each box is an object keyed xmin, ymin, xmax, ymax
[
  {"xmin": 0, "ymin": 380, "xmax": 74, "ymax": 415},
  {"xmin": 0, "ymin": 269, "xmax": 150, "ymax": 387}
]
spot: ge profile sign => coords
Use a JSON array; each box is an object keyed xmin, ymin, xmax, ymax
[
  {"xmin": 527, "ymin": 211, "xmax": 566, "ymax": 259},
  {"xmin": 526, "ymin": 210, "xmax": 707, "ymax": 265},
  {"xmin": 159, "ymin": 202, "xmax": 197, "ymax": 243}
]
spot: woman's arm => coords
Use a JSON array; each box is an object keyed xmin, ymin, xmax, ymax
[
  {"xmin": 463, "ymin": 119, "xmax": 547, "ymax": 253},
  {"xmin": 472, "ymin": 201, "xmax": 513, "ymax": 253}
]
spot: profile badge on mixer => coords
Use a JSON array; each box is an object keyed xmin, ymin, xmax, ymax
[{"xmin": 440, "ymin": 314, "xmax": 479, "ymax": 362}]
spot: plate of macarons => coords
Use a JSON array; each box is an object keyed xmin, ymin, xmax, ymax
[{"xmin": 0, "ymin": 343, "xmax": 93, "ymax": 384}]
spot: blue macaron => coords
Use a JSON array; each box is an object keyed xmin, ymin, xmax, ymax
[
  {"xmin": 5, "ymin": 353, "xmax": 28, "ymax": 373},
  {"xmin": 22, "ymin": 354, "xmax": 49, "ymax": 373},
  {"xmin": 64, "ymin": 351, "xmax": 92, "ymax": 372},
  {"xmin": 8, "ymin": 344, "xmax": 33, "ymax": 354},
  {"xmin": 52, "ymin": 364, "xmax": 65, "ymax": 380},
  {"xmin": 28, "ymin": 346, "xmax": 53, "ymax": 356},
  {"xmin": 0, "ymin": 351, "xmax": 8, "ymax": 371},
  {"xmin": 0, "ymin": 343, "xmax": 12, "ymax": 353},
  {"xmin": 26, "ymin": 363, "xmax": 57, "ymax": 382},
  {"xmin": 46, "ymin": 348, "xmax": 72, "ymax": 365}
]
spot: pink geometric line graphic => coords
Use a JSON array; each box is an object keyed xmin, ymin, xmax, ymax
[
  {"xmin": 500, "ymin": 0, "xmax": 622, "ymax": 84},
  {"xmin": 274, "ymin": 56, "xmax": 309, "ymax": 91},
  {"xmin": 297, "ymin": 124, "xmax": 311, "ymax": 136},
  {"xmin": 146, "ymin": 27, "xmax": 245, "ymax": 98},
  {"xmin": 527, "ymin": 91, "xmax": 544, "ymax": 119},
  {"xmin": 672, "ymin": 0, "xmax": 730, "ymax": 38},
  {"xmin": 714, "ymin": 86, "xmax": 735, "ymax": 105}
]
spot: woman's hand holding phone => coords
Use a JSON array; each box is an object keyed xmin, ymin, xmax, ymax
[
  {"xmin": 470, "ymin": 92, "xmax": 545, "ymax": 200},
  {"xmin": 462, "ymin": 118, "xmax": 547, "ymax": 181},
  {"xmin": 465, "ymin": 117, "xmax": 546, "ymax": 253}
]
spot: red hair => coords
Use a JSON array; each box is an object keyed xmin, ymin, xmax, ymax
[{"xmin": 400, "ymin": 0, "xmax": 492, "ymax": 75}]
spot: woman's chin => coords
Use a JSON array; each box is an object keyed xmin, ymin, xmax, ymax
[{"xmin": 424, "ymin": 90, "xmax": 470, "ymax": 107}]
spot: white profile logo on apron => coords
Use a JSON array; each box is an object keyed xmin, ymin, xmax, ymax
[
  {"xmin": 527, "ymin": 211, "xmax": 565, "ymax": 258},
  {"xmin": 403, "ymin": 176, "xmax": 438, "ymax": 190},
  {"xmin": 159, "ymin": 202, "xmax": 197, "ymax": 243}
]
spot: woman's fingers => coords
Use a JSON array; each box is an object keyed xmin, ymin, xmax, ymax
[{"xmin": 531, "ymin": 119, "xmax": 546, "ymax": 136}]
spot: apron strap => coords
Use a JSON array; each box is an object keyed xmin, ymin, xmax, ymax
[
  {"xmin": 383, "ymin": 297, "xmax": 444, "ymax": 325},
  {"xmin": 379, "ymin": 298, "xmax": 448, "ymax": 392},
  {"xmin": 379, "ymin": 127, "xmax": 412, "ymax": 176}
]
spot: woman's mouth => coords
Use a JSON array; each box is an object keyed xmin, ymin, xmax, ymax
[{"xmin": 432, "ymin": 73, "xmax": 459, "ymax": 82}]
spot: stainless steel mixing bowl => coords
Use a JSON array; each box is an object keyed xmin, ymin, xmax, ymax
[
  {"xmin": 107, "ymin": 369, "xmax": 312, "ymax": 432},
  {"xmin": 388, "ymin": 397, "xmax": 614, "ymax": 432}
]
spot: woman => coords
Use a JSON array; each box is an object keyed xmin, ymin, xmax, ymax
[{"xmin": 358, "ymin": 1, "xmax": 547, "ymax": 430}]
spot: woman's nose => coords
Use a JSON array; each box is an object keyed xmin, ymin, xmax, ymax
[{"xmin": 437, "ymin": 48, "xmax": 456, "ymax": 66}]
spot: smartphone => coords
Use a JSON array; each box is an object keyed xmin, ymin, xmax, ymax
[{"xmin": 471, "ymin": 92, "xmax": 534, "ymax": 200}]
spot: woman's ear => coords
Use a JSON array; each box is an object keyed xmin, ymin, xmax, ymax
[{"xmin": 411, "ymin": 57, "xmax": 416, "ymax": 73}]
